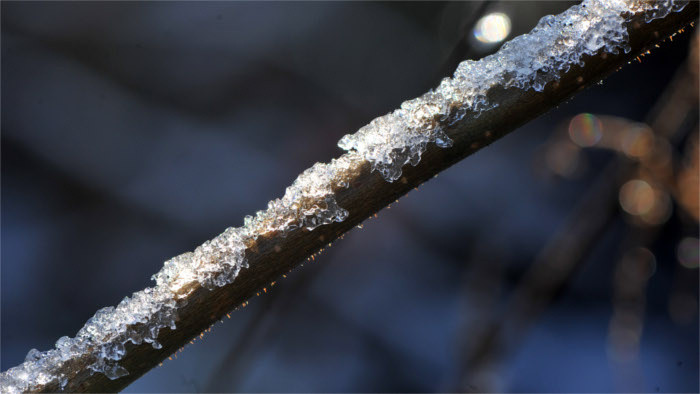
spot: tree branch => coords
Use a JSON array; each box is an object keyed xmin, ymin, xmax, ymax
[{"xmin": 2, "ymin": 2, "xmax": 697, "ymax": 392}]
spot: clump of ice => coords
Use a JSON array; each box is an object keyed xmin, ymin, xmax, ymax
[
  {"xmin": 338, "ymin": 0, "xmax": 688, "ymax": 182},
  {"xmin": 152, "ymin": 153, "xmax": 360, "ymax": 292},
  {"xmin": 0, "ymin": 285, "xmax": 180, "ymax": 392},
  {"xmin": 0, "ymin": 151, "xmax": 363, "ymax": 392},
  {"xmin": 0, "ymin": 1, "xmax": 687, "ymax": 392}
]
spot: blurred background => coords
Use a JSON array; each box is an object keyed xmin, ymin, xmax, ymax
[{"xmin": 1, "ymin": 2, "xmax": 698, "ymax": 392}]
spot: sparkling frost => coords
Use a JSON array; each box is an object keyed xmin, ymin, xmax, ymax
[
  {"xmin": 337, "ymin": 0, "xmax": 687, "ymax": 181},
  {"xmin": 0, "ymin": 151, "xmax": 363, "ymax": 392}
]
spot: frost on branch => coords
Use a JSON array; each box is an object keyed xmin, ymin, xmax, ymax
[
  {"xmin": 0, "ymin": 152, "xmax": 363, "ymax": 392},
  {"xmin": 338, "ymin": 0, "xmax": 687, "ymax": 182},
  {"xmin": 0, "ymin": 0, "xmax": 688, "ymax": 392}
]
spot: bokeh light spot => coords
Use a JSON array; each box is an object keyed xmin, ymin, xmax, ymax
[
  {"xmin": 621, "ymin": 247, "xmax": 657, "ymax": 281},
  {"xmin": 545, "ymin": 141, "xmax": 582, "ymax": 177},
  {"xmin": 640, "ymin": 189, "xmax": 672, "ymax": 226},
  {"xmin": 474, "ymin": 13, "xmax": 511, "ymax": 44},
  {"xmin": 621, "ymin": 124, "xmax": 654, "ymax": 158},
  {"xmin": 677, "ymin": 237, "xmax": 699, "ymax": 269},
  {"xmin": 619, "ymin": 179, "xmax": 655, "ymax": 216},
  {"xmin": 568, "ymin": 113, "xmax": 603, "ymax": 147}
]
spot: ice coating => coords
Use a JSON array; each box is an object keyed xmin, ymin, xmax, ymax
[
  {"xmin": 0, "ymin": 152, "xmax": 363, "ymax": 392},
  {"xmin": 0, "ymin": 286, "xmax": 179, "ymax": 391},
  {"xmin": 0, "ymin": 1, "xmax": 688, "ymax": 392},
  {"xmin": 338, "ymin": 0, "xmax": 688, "ymax": 182}
]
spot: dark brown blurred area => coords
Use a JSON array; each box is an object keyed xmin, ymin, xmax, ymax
[{"xmin": 2, "ymin": 2, "xmax": 698, "ymax": 392}]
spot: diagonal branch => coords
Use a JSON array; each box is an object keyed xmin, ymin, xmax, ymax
[{"xmin": 1, "ymin": 1, "xmax": 697, "ymax": 392}]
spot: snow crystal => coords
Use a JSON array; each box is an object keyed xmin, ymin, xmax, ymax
[
  {"xmin": 337, "ymin": 0, "xmax": 688, "ymax": 182},
  {"xmin": 0, "ymin": 1, "xmax": 687, "ymax": 392}
]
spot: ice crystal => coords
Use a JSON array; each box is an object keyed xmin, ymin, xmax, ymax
[
  {"xmin": 0, "ymin": 150, "xmax": 363, "ymax": 392},
  {"xmin": 337, "ymin": 0, "xmax": 688, "ymax": 182},
  {"xmin": 0, "ymin": 1, "xmax": 687, "ymax": 392}
]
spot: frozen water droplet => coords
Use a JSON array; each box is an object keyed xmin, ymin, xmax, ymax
[
  {"xmin": 24, "ymin": 349, "xmax": 42, "ymax": 363},
  {"xmin": 435, "ymin": 132, "xmax": 453, "ymax": 148},
  {"xmin": 103, "ymin": 363, "xmax": 129, "ymax": 380}
]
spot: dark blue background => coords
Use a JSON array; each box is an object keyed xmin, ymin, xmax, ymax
[{"xmin": 2, "ymin": 2, "xmax": 698, "ymax": 392}]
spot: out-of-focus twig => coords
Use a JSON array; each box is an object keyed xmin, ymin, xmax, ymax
[{"xmin": 459, "ymin": 28, "xmax": 699, "ymax": 392}]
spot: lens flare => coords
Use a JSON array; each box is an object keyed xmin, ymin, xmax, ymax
[
  {"xmin": 568, "ymin": 113, "xmax": 603, "ymax": 147},
  {"xmin": 474, "ymin": 13, "xmax": 511, "ymax": 44}
]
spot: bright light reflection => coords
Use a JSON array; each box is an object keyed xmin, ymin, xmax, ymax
[
  {"xmin": 619, "ymin": 179, "xmax": 655, "ymax": 216},
  {"xmin": 569, "ymin": 113, "xmax": 603, "ymax": 147},
  {"xmin": 474, "ymin": 13, "xmax": 511, "ymax": 44}
]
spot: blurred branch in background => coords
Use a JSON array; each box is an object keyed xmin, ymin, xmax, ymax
[{"xmin": 457, "ymin": 30, "xmax": 699, "ymax": 392}]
